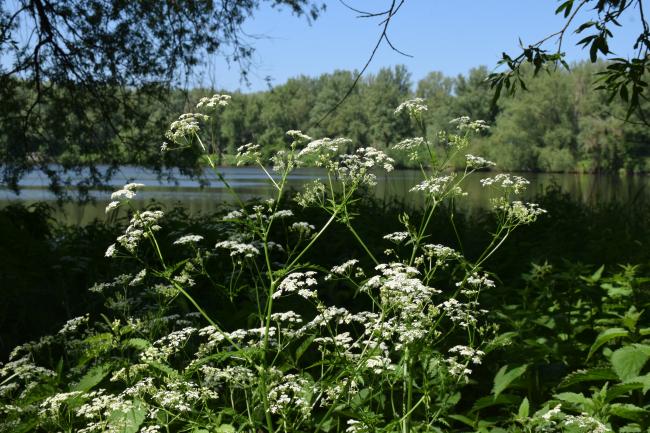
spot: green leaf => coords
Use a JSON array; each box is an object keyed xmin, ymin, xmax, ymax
[
  {"xmin": 581, "ymin": 265, "xmax": 605, "ymax": 284},
  {"xmin": 559, "ymin": 368, "xmax": 618, "ymax": 388},
  {"xmin": 518, "ymin": 397, "xmax": 530, "ymax": 419},
  {"xmin": 215, "ymin": 424, "xmax": 236, "ymax": 433},
  {"xmin": 295, "ymin": 334, "xmax": 316, "ymax": 362},
  {"xmin": 607, "ymin": 381, "xmax": 647, "ymax": 401},
  {"xmin": 107, "ymin": 399, "xmax": 147, "ymax": 433},
  {"xmin": 588, "ymin": 328, "xmax": 629, "ymax": 360},
  {"xmin": 472, "ymin": 394, "xmax": 519, "ymax": 413},
  {"xmin": 611, "ymin": 346, "xmax": 650, "ymax": 381},
  {"xmin": 72, "ymin": 364, "xmax": 112, "ymax": 392},
  {"xmin": 146, "ymin": 361, "xmax": 180, "ymax": 379},
  {"xmin": 123, "ymin": 338, "xmax": 151, "ymax": 350},
  {"xmin": 449, "ymin": 414, "xmax": 475, "ymax": 428},
  {"xmin": 609, "ymin": 403, "xmax": 648, "ymax": 422},
  {"xmin": 492, "ymin": 365, "xmax": 528, "ymax": 398},
  {"xmin": 554, "ymin": 392, "xmax": 592, "ymax": 407},
  {"xmin": 623, "ymin": 373, "xmax": 650, "ymax": 393}
]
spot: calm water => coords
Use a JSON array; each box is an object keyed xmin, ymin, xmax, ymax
[{"xmin": 1, "ymin": 166, "xmax": 648, "ymax": 225}]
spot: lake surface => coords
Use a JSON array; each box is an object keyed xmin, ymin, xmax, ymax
[{"xmin": 1, "ymin": 166, "xmax": 649, "ymax": 225}]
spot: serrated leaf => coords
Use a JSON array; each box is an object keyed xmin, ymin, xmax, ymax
[
  {"xmin": 559, "ymin": 368, "xmax": 618, "ymax": 388},
  {"xmin": 123, "ymin": 338, "xmax": 150, "ymax": 350},
  {"xmin": 609, "ymin": 403, "xmax": 648, "ymax": 422},
  {"xmin": 492, "ymin": 365, "xmax": 528, "ymax": 398},
  {"xmin": 588, "ymin": 328, "xmax": 629, "ymax": 360},
  {"xmin": 72, "ymin": 364, "xmax": 112, "ymax": 392},
  {"xmin": 623, "ymin": 373, "xmax": 650, "ymax": 393},
  {"xmin": 608, "ymin": 382, "xmax": 647, "ymax": 401},
  {"xmin": 611, "ymin": 346, "xmax": 650, "ymax": 381}
]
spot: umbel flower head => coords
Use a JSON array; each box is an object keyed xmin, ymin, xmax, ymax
[{"xmin": 395, "ymin": 98, "xmax": 428, "ymax": 119}]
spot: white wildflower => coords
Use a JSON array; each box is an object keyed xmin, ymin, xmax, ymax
[
  {"xmin": 395, "ymin": 98, "xmax": 428, "ymax": 118},
  {"xmin": 466, "ymin": 154, "xmax": 496, "ymax": 168},
  {"xmin": 480, "ymin": 173, "xmax": 530, "ymax": 194},
  {"xmin": 165, "ymin": 113, "xmax": 208, "ymax": 144},
  {"xmin": 105, "ymin": 200, "xmax": 120, "ymax": 213},
  {"xmin": 236, "ymin": 143, "xmax": 261, "ymax": 166},
  {"xmin": 383, "ymin": 231, "xmax": 409, "ymax": 243},
  {"xmin": 196, "ymin": 93, "xmax": 231, "ymax": 110},
  {"xmin": 215, "ymin": 240, "xmax": 260, "ymax": 258},
  {"xmin": 273, "ymin": 272, "xmax": 318, "ymax": 300},
  {"xmin": 450, "ymin": 116, "xmax": 490, "ymax": 132},
  {"xmin": 173, "ymin": 234, "xmax": 204, "ymax": 245}
]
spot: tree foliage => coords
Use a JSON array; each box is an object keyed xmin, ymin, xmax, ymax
[
  {"xmin": 0, "ymin": 0, "xmax": 324, "ymax": 196},
  {"xmin": 488, "ymin": 0, "xmax": 650, "ymax": 121}
]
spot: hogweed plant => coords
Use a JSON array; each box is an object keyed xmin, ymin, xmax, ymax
[{"xmin": 0, "ymin": 96, "xmax": 545, "ymax": 433}]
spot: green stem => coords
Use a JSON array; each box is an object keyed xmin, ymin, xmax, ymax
[{"xmin": 347, "ymin": 222, "xmax": 380, "ymax": 265}]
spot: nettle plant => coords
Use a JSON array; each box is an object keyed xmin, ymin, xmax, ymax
[{"xmin": 0, "ymin": 95, "xmax": 545, "ymax": 433}]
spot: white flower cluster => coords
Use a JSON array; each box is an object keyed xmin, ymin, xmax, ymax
[
  {"xmin": 39, "ymin": 391, "xmax": 83, "ymax": 417},
  {"xmin": 422, "ymin": 244, "xmax": 462, "ymax": 267},
  {"xmin": 107, "ymin": 210, "xmax": 164, "ymax": 256},
  {"xmin": 563, "ymin": 414, "xmax": 611, "ymax": 433},
  {"xmin": 383, "ymin": 231, "xmax": 409, "ymax": 243},
  {"xmin": 270, "ymin": 311, "xmax": 303, "ymax": 324},
  {"xmin": 295, "ymin": 180, "xmax": 326, "ymax": 207},
  {"xmin": 152, "ymin": 379, "xmax": 218, "ymax": 413},
  {"xmin": 393, "ymin": 137, "xmax": 426, "ymax": 161},
  {"xmin": 215, "ymin": 240, "xmax": 260, "ymax": 258},
  {"xmin": 461, "ymin": 272, "xmax": 495, "ymax": 290},
  {"xmin": 286, "ymin": 129, "xmax": 312, "ymax": 143},
  {"xmin": 450, "ymin": 116, "xmax": 490, "ymax": 132},
  {"xmin": 410, "ymin": 175, "xmax": 464, "ymax": 200},
  {"xmin": 165, "ymin": 113, "xmax": 208, "ymax": 144},
  {"xmin": 57, "ymin": 314, "xmax": 89, "ymax": 335},
  {"xmin": 365, "ymin": 263, "xmax": 442, "ymax": 348},
  {"xmin": 328, "ymin": 259, "xmax": 361, "ymax": 278},
  {"xmin": 267, "ymin": 373, "xmax": 312, "ymax": 418},
  {"xmin": 346, "ymin": 419, "xmax": 371, "ymax": 433},
  {"xmin": 200, "ymin": 365, "xmax": 256, "ymax": 388},
  {"xmin": 273, "ymin": 271, "xmax": 318, "ymax": 299},
  {"xmin": 336, "ymin": 147, "xmax": 394, "ymax": 187},
  {"xmin": 173, "ymin": 234, "xmax": 204, "ymax": 245},
  {"xmin": 466, "ymin": 154, "xmax": 496, "ymax": 169},
  {"xmin": 106, "ymin": 182, "xmax": 145, "ymax": 213},
  {"xmin": 480, "ymin": 173, "xmax": 530, "ymax": 194},
  {"xmin": 297, "ymin": 137, "xmax": 349, "ymax": 166},
  {"xmin": 290, "ymin": 221, "xmax": 316, "ymax": 236},
  {"xmin": 196, "ymin": 93, "xmax": 231, "ymax": 110},
  {"xmin": 271, "ymin": 209, "xmax": 294, "ymax": 219},
  {"xmin": 448, "ymin": 345, "xmax": 485, "ymax": 365},
  {"xmin": 439, "ymin": 298, "xmax": 482, "ymax": 329},
  {"xmin": 235, "ymin": 143, "xmax": 261, "ymax": 166},
  {"xmin": 493, "ymin": 199, "xmax": 547, "ymax": 225},
  {"xmin": 395, "ymin": 98, "xmax": 428, "ymax": 118}
]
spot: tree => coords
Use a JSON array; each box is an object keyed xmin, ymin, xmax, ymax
[
  {"xmin": 488, "ymin": 0, "xmax": 650, "ymax": 121},
  {"xmin": 0, "ymin": 0, "xmax": 324, "ymax": 196}
]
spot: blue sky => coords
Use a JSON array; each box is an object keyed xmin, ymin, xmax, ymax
[{"xmin": 197, "ymin": 0, "xmax": 645, "ymax": 92}]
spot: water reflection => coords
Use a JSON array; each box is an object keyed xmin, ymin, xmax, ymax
[{"xmin": 1, "ymin": 166, "xmax": 648, "ymax": 225}]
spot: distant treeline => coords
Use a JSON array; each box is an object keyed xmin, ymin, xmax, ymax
[
  {"xmin": 188, "ymin": 62, "xmax": 650, "ymax": 173},
  {"xmin": 4, "ymin": 62, "xmax": 650, "ymax": 179}
]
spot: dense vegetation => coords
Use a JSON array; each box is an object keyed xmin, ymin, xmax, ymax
[
  {"xmin": 2, "ymin": 97, "xmax": 650, "ymax": 432},
  {"xmin": 4, "ymin": 61, "xmax": 649, "ymax": 196}
]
